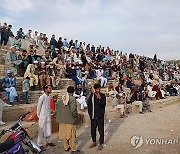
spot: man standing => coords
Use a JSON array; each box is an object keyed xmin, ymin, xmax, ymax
[
  {"xmin": 37, "ymin": 85, "xmax": 56, "ymax": 151},
  {"xmin": 88, "ymin": 84, "xmax": 106, "ymax": 150},
  {"xmin": 56, "ymin": 86, "xmax": 79, "ymax": 153},
  {"xmin": 0, "ymin": 98, "xmax": 12, "ymax": 126}
]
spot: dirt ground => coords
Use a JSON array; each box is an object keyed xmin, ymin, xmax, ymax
[{"xmin": 45, "ymin": 97, "xmax": 180, "ymax": 154}]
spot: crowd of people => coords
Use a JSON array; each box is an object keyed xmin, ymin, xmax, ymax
[
  {"xmin": 0, "ymin": 21, "xmax": 180, "ymax": 153},
  {"xmin": 0, "ymin": 22, "xmax": 179, "ymax": 123}
]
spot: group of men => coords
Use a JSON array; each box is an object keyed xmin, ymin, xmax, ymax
[{"xmin": 37, "ymin": 83, "xmax": 106, "ymax": 153}]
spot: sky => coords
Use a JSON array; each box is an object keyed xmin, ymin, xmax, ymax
[{"xmin": 0, "ymin": 0, "xmax": 180, "ymax": 60}]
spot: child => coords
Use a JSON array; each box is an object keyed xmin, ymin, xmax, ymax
[{"xmin": 22, "ymin": 77, "xmax": 30, "ymax": 104}]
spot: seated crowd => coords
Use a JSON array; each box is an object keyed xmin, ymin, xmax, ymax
[{"xmin": 0, "ymin": 22, "xmax": 180, "ymax": 125}]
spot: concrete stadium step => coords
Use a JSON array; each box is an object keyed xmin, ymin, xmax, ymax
[
  {"xmin": 3, "ymin": 92, "xmax": 112, "ymax": 122},
  {"xmin": 0, "ymin": 65, "xmax": 9, "ymax": 77},
  {"xmin": 2, "ymin": 104, "xmax": 37, "ymax": 122},
  {"xmin": 15, "ymin": 77, "xmax": 75, "ymax": 91}
]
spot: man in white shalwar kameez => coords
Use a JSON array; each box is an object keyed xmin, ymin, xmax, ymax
[
  {"xmin": 0, "ymin": 98, "xmax": 12, "ymax": 126},
  {"xmin": 74, "ymin": 83, "xmax": 87, "ymax": 110},
  {"xmin": 96, "ymin": 68, "xmax": 107, "ymax": 88},
  {"xmin": 37, "ymin": 85, "xmax": 56, "ymax": 151}
]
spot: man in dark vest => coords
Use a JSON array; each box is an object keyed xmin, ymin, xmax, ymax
[{"xmin": 88, "ymin": 83, "xmax": 106, "ymax": 151}]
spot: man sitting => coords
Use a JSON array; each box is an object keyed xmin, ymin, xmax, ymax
[
  {"xmin": 1, "ymin": 70, "xmax": 18, "ymax": 105},
  {"xmin": 5, "ymin": 46, "xmax": 22, "ymax": 76},
  {"xmin": 24, "ymin": 61, "xmax": 39, "ymax": 91},
  {"xmin": 12, "ymin": 35, "xmax": 22, "ymax": 50},
  {"xmin": 126, "ymin": 77, "xmax": 135, "ymax": 89},
  {"xmin": 74, "ymin": 83, "xmax": 87, "ymax": 110},
  {"xmin": 96, "ymin": 67, "xmax": 107, "ymax": 88},
  {"xmin": 131, "ymin": 91, "xmax": 144, "ymax": 114}
]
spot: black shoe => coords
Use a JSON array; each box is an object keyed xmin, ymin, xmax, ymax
[
  {"xmin": 139, "ymin": 112, "xmax": 144, "ymax": 114},
  {"xmin": 89, "ymin": 142, "xmax": 97, "ymax": 148},
  {"xmin": 98, "ymin": 144, "xmax": 103, "ymax": 151},
  {"xmin": 16, "ymin": 96, "xmax": 20, "ymax": 102},
  {"xmin": 65, "ymin": 147, "xmax": 71, "ymax": 152},
  {"xmin": 30, "ymin": 86, "xmax": 34, "ymax": 91},
  {"xmin": 71, "ymin": 150, "xmax": 80, "ymax": 154}
]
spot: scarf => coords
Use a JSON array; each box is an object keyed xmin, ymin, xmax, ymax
[{"xmin": 62, "ymin": 92, "xmax": 69, "ymax": 106}]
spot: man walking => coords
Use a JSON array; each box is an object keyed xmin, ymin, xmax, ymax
[
  {"xmin": 37, "ymin": 85, "xmax": 56, "ymax": 151},
  {"xmin": 56, "ymin": 86, "xmax": 79, "ymax": 153},
  {"xmin": 88, "ymin": 84, "xmax": 106, "ymax": 150}
]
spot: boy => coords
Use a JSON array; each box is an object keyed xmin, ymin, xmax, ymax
[{"xmin": 22, "ymin": 77, "xmax": 30, "ymax": 104}]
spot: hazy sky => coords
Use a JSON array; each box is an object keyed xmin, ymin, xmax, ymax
[{"xmin": 0, "ymin": 0, "xmax": 180, "ymax": 60}]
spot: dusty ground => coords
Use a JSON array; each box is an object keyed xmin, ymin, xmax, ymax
[{"xmin": 45, "ymin": 97, "xmax": 180, "ymax": 154}]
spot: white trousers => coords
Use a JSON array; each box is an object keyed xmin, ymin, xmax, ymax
[
  {"xmin": 99, "ymin": 77, "xmax": 107, "ymax": 87},
  {"xmin": 76, "ymin": 96, "xmax": 87, "ymax": 109},
  {"xmin": 37, "ymin": 115, "xmax": 52, "ymax": 146}
]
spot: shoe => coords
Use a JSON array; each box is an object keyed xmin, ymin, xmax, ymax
[
  {"xmin": 139, "ymin": 112, "xmax": 144, "ymax": 114},
  {"xmin": 98, "ymin": 144, "xmax": 103, "ymax": 150},
  {"xmin": 16, "ymin": 96, "xmax": 20, "ymax": 102},
  {"xmin": 148, "ymin": 110, "xmax": 152, "ymax": 112},
  {"xmin": 0, "ymin": 121, "xmax": 5, "ymax": 125},
  {"xmin": 40, "ymin": 146, "xmax": 46, "ymax": 151},
  {"xmin": 71, "ymin": 150, "xmax": 80, "ymax": 154},
  {"xmin": 46, "ymin": 142, "xmax": 57, "ymax": 147},
  {"xmin": 89, "ymin": 142, "xmax": 97, "ymax": 148},
  {"xmin": 65, "ymin": 147, "xmax": 71, "ymax": 152}
]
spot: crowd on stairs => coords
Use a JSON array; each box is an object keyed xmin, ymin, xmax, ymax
[{"xmin": 0, "ymin": 22, "xmax": 180, "ymax": 128}]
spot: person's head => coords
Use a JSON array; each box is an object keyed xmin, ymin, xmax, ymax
[
  {"xmin": 94, "ymin": 83, "xmax": 101, "ymax": 93},
  {"xmin": 30, "ymin": 50, "xmax": 34, "ymax": 56},
  {"xmin": 15, "ymin": 35, "xmax": 20, "ymax": 40},
  {"xmin": 43, "ymin": 85, "xmax": 52, "ymax": 94},
  {"xmin": 10, "ymin": 46, "xmax": 16, "ymax": 52},
  {"xmin": 67, "ymin": 86, "xmax": 75, "ymax": 94},
  {"xmin": 122, "ymin": 92, "xmax": 126, "ymax": 98},
  {"xmin": 28, "ymin": 29, "xmax": 32, "ymax": 33},
  {"xmin": 34, "ymin": 61, "xmax": 38, "ymax": 68},
  {"xmin": 52, "ymin": 34, "xmax": 55, "ymax": 38},
  {"xmin": 22, "ymin": 50, "xmax": 27, "ymax": 56},
  {"xmin": 8, "ymin": 25, "xmax": 12, "ymax": 29},
  {"xmin": 109, "ymin": 83, "xmax": 113, "ymax": 88},
  {"xmin": 35, "ymin": 31, "xmax": 38, "ymax": 34},
  {"xmin": 6, "ymin": 70, "xmax": 12, "ymax": 77},
  {"xmin": 45, "ymin": 52, "xmax": 50, "ymax": 57},
  {"xmin": 49, "ymin": 62, "xmax": 54, "ymax": 68},
  {"xmin": 78, "ymin": 83, "xmax": 82, "ymax": 89},
  {"xmin": 118, "ymin": 82, "xmax": 122, "ymax": 87},
  {"xmin": 40, "ymin": 61, "xmax": 46, "ymax": 68}
]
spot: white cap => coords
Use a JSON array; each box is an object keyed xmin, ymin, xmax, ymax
[
  {"xmin": 10, "ymin": 45, "xmax": 15, "ymax": 49},
  {"xmin": 34, "ymin": 60, "xmax": 38, "ymax": 63}
]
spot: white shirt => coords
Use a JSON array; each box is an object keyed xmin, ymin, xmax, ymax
[{"xmin": 37, "ymin": 93, "xmax": 51, "ymax": 119}]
